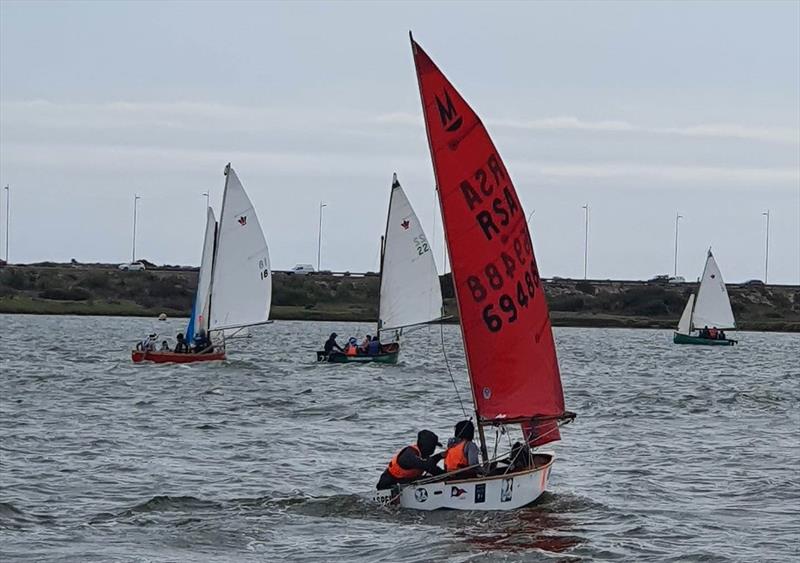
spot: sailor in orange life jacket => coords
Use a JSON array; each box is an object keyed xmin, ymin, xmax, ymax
[
  {"xmin": 444, "ymin": 420, "xmax": 482, "ymax": 479},
  {"xmin": 376, "ymin": 430, "xmax": 445, "ymax": 490}
]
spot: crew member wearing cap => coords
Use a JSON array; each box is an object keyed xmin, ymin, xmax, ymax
[{"xmin": 376, "ymin": 429, "xmax": 445, "ymax": 490}]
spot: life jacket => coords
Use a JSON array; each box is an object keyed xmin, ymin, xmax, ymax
[
  {"xmin": 444, "ymin": 440, "xmax": 469, "ymax": 471},
  {"xmin": 345, "ymin": 344, "xmax": 357, "ymax": 356},
  {"xmin": 387, "ymin": 444, "xmax": 423, "ymax": 480}
]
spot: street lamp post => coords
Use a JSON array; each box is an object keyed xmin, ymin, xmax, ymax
[
  {"xmin": 674, "ymin": 212, "xmax": 683, "ymax": 277},
  {"xmin": 582, "ymin": 204, "xmax": 589, "ymax": 280},
  {"xmin": 132, "ymin": 194, "xmax": 141, "ymax": 263},
  {"xmin": 3, "ymin": 185, "xmax": 9, "ymax": 263},
  {"xmin": 762, "ymin": 210, "xmax": 770, "ymax": 283},
  {"xmin": 202, "ymin": 191, "xmax": 210, "ymax": 209},
  {"xmin": 317, "ymin": 201, "xmax": 327, "ymax": 271}
]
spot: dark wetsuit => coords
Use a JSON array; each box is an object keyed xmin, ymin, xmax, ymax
[
  {"xmin": 376, "ymin": 447, "xmax": 444, "ymax": 490},
  {"xmin": 324, "ymin": 337, "xmax": 343, "ymax": 354}
]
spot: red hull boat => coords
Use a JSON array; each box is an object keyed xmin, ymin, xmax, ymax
[{"xmin": 131, "ymin": 350, "xmax": 226, "ymax": 364}]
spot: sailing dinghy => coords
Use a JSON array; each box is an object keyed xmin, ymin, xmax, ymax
[
  {"xmin": 132, "ymin": 164, "xmax": 272, "ymax": 363},
  {"xmin": 673, "ymin": 249, "xmax": 736, "ymax": 346},
  {"xmin": 317, "ymin": 173, "xmax": 443, "ymax": 364},
  {"xmin": 375, "ymin": 35, "xmax": 574, "ymax": 511}
]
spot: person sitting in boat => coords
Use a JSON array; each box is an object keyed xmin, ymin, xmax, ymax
[
  {"xmin": 708, "ymin": 326, "xmax": 718, "ymax": 339},
  {"xmin": 444, "ymin": 420, "xmax": 482, "ymax": 479},
  {"xmin": 700, "ymin": 326, "xmax": 709, "ymax": 338},
  {"xmin": 718, "ymin": 329, "xmax": 726, "ymax": 340},
  {"xmin": 376, "ymin": 429, "xmax": 445, "ymax": 490},
  {"xmin": 359, "ymin": 334, "xmax": 372, "ymax": 353},
  {"xmin": 160, "ymin": 340, "xmax": 170, "ymax": 351},
  {"xmin": 344, "ymin": 337, "xmax": 359, "ymax": 357},
  {"xmin": 323, "ymin": 333, "xmax": 344, "ymax": 356},
  {"xmin": 193, "ymin": 329, "xmax": 213, "ymax": 353},
  {"xmin": 367, "ymin": 335, "xmax": 381, "ymax": 356},
  {"xmin": 140, "ymin": 333, "xmax": 158, "ymax": 352},
  {"xmin": 174, "ymin": 333, "xmax": 190, "ymax": 353}
]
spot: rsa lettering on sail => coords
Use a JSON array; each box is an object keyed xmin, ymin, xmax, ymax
[
  {"xmin": 459, "ymin": 153, "xmax": 541, "ymax": 335},
  {"xmin": 459, "ymin": 154, "xmax": 520, "ymax": 243}
]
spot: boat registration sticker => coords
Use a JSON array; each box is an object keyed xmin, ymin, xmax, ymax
[
  {"xmin": 414, "ymin": 488, "xmax": 428, "ymax": 503},
  {"xmin": 474, "ymin": 483, "xmax": 486, "ymax": 503},
  {"xmin": 501, "ymin": 478, "xmax": 513, "ymax": 502}
]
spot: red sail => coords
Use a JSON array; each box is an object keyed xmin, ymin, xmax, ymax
[{"xmin": 412, "ymin": 37, "xmax": 565, "ymax": 429}]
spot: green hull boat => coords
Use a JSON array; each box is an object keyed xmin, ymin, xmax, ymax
[
  {"xmin": 673, "ymin": 332, "xmax": 736, "ymax": 346},
  {"xmin": 316, "ymin": 343, "xmax": 400, "ymax": 364}
]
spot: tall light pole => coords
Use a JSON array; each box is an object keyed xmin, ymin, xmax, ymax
[
  {"xmin": 582, "ymin": 204, "xmax": 589, "ymax": 279},
  {"xmin": 762, "ymin": 210, "xmax": 770, "ymax": 283},
  {"xmin": 674, "ymin": 212, "xmax": 683, "ymax": 277},
  {"xmin": 131, "ymin": 194, "xmax": 141, "ymax": 263},
  {"xmin": 202, "ymin": 191, "xmax": 210, "ymax": 209},
  {"xmin": 317, "ymin": 201, "xmax": 327, "ymax": 271},
  {"xmin": 3, "ymin": 185, "xmax": 9, "ymax": 263}
]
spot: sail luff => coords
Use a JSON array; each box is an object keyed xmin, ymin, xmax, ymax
[{"xmin": 411, "ymin": 36, "xmax": 565, "ymax": 432}]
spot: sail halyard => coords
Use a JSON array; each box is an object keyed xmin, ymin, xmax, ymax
[{"xmin": 411, "ymin": 35, "xmax": 566, "ymax": 456}]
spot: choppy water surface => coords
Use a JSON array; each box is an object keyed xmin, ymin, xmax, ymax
[{"xmin": 1, "ymin": 314, "xmax": 798, "ymax": 562}]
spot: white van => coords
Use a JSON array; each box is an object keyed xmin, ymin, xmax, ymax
[{"xmin": 290, "ymin": 264, "xmax": 315, "ymax": 275}]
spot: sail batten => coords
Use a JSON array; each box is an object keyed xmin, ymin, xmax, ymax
[
  {"xmin": 412, "ymin": 38, "xmax": 565, "ymax": 430},
  {"xmin": 378, "ymin": 174, "xmax": 443, "ymax": 334},
  {"xmin": 691, "ymin": 250, "xmax": 735, "ymax": 330},
  {"xmin": 209, "ymin": 165, "xmax": 272, "ymax": 332}
]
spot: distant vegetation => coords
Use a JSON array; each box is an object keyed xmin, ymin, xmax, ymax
[{"xmin": 1, "ymin": 264, "xmax": 798, "ymax": 331}]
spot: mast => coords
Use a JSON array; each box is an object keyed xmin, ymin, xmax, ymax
[
  {"xmin": 377, "ymin": 175, "xmax": 396, "ymax": 339},
  {"xmin": 410, "ymin": 34, "xmax": 487, "ymax": 461},
  {"xmin": 206, "ymin": 164, "xmax": 230, "ymax": 333}
]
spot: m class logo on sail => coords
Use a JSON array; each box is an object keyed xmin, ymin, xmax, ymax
[{"xmin": 436, "ymin": 89, "xmax": 462, "ymax": 132}]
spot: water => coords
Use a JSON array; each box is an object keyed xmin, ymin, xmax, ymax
[{"xmin": 1, "ymin": 314, "xmax": 798, "ymax": 562}]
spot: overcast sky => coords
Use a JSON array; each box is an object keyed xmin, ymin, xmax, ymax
[{"xmin": 1, "ymin": 1, "xmax": 798, "ymax": 283}]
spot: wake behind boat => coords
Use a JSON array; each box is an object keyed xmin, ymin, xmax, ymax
[
  {"xmin": 317, "ymin": 173, "xmax": 443, "ymax": 364},
  {"xmin": 374, "ymin": 35, "xmax": 575, "ymax": 512},
  {"xmin": 132, "ymin": 164, "xmax": 272, "ymax": 363},
  {"xmin": 674, "ymin": 249, "xmax": 737, "ymax": 346}
]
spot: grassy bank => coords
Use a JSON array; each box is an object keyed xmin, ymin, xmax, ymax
[{"xmin": 1, "ymin": 265, "xmax": 798, "ymax": 331}]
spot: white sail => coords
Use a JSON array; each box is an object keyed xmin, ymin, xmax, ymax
[
  {"xmin": 209, "ymin": 165, "xmax": 271, "ymax": 332},
  {"xmin": 676, "ymin": 293, "xmax": 695, "ymax": 334},
  {"xmin": 379, "ymin": 173, "xmax": 443, "ymax": 332},
  {"xmin": 691, "ymin": 250, "xmax": 735, "ymax": 330},
  {"xmin": 192, "ymin": 207, "xmax": 217, "ymax": 336}
]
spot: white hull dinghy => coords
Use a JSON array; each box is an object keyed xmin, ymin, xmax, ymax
[
  {"xmin": 375, "ymin": 453, "xmax": 555, "ymax": 511},
  {"xmin": 373, "ymin": 36, "xmax": 575, "ymax": 512}
]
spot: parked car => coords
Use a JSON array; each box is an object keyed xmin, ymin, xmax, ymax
[
  {"xmin": 668, "ymin": 276, "xmax": 685, "ymax": 283},
  {"xmin": 118, "ymin": 262, "xmax": 146, "ymax": 271},
  {"xmin": 289, "ymin": 264, "xmax": 315, "ymax": 275},
  {"xmin": 744, "ymin": 279, "xmax": 764, "ymax": 286}
]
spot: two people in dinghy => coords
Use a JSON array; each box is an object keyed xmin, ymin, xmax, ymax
[
  {"xmin": 376, "ymin": 420, "xmax": 537, "ymax": 490},
  {"xmin": 698, "ymin": 326, "xmax": 727, "ymax": 340},
  {"xmin": 376, "ymin": 421, "xmax": 487, "ymax": 490}
]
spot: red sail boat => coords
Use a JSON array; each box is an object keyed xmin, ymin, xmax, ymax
[{"xmin": 379, "ymin": 35, "xmax": 575, "ymax": 511}]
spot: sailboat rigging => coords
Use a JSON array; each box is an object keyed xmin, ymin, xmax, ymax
[
  {"xmin": 317, "ymin": 173, "xmax": 443, "ymax": 363},
  {"xmin": 375, "ymin": 34, "xmax": 574, "ymax": 511},
  {"xmin": 673, "ymin": 249, "xmax": 737, "ymax": 346},
  {"xmin": 132, "ymin": 164, "xmax": 272, "ymax": 363}
]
